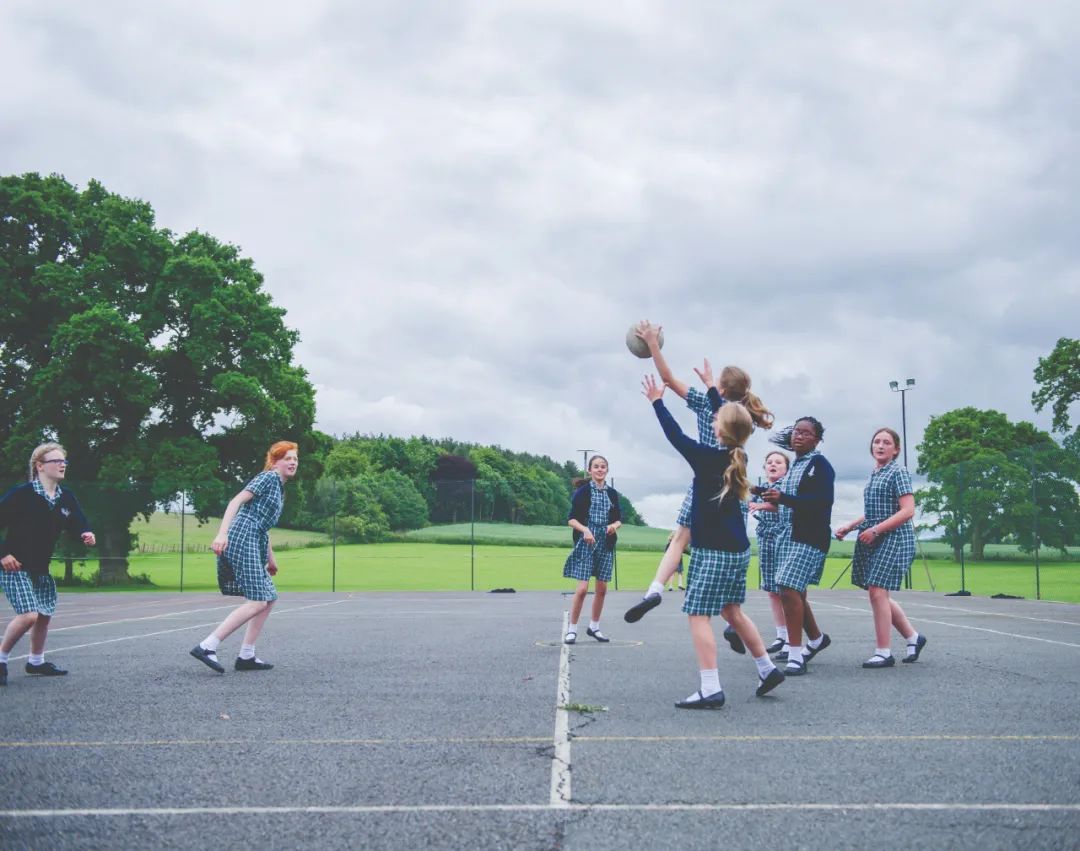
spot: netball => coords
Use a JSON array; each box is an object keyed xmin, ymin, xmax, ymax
[{"xmin": 626, "ymin": 322, "xmax": 663, "ymax": 358}]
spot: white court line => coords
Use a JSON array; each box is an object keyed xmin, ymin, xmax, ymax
[
  {"xmin": 50, "ymin": 604, "xmax": 245, "ymax": 633},
  {"xmin": 4, "ymin": 599, "xmax": 354, "ymax": 661},
  {"xmin": 824, "ymin": 603, "xmax": 1080, "ymax": 649},
  {"xmin": 550, "ymin": 612, "xmax": 572, "ymax": 808},
  {"xmin": 905, "ymin": 601, "xmax": 1080, "ymax": 628},
  {"xmin": 2, "ymin": 803, "xmax": 1078, "ymax": 818}
]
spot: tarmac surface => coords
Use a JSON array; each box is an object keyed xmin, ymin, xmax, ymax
[{"xmin": 1, "ymin": 588, "xmax": 1078, "ymax": 849}]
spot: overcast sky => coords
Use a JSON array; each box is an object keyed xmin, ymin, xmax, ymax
[{"xmin": 2, "ymin": 2, "xmax": 1078, "ymax": 527}]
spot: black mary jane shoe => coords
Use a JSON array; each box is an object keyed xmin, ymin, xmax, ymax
[
  {"xmin": 586, "ymin": 627, "xmax": 610, "ymax": 643},
  {"xmin": 902, "ymin": 634, "xmax": 927, "ymax": 663},
  {"xmin": 756, "ymin": 667, "xmax": 785, "ymax": 697},
  {"xmin": 675, "ymin": 689, "xmax": 726, "ymax": 710},
  {"xmin": 235, "ymin": 657, "xmax": 274, "ymax": 671},
  {"xmin": 190, "ymin": 645, "xmax": 225, "ymax": 674},
  {"xmin": 766, "ymin": 637, "xmax": 787, "ymax": 654},
  {"xmin": 723, "ymin": 625, "xmax": 746, "ymax": 655},
  {"xmin": 862, "ymin": 653, "xmax": 896, "ymax": 669},
  {"xmin": 624, "ymin": 593, "xmax": 661, "ymax": 623}
]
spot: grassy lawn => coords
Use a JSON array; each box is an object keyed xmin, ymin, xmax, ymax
[
  {"xmin": 129, "ymin": 511, "xmax": 331, "ymax": 552},
  {"xmin": 53, "ymin": 541, "xmax": 1080, "ymax": 603}
]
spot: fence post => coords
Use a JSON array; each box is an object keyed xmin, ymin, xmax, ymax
[
  {"xmin": 470, "ymin": 478, "xmax": 475, "ymax": 592},
  {"xmin": 1030, "ymin": 448, "xmax": 1041, "ymax": 601},
  {"xmin": 331, "ymin": 479, "xmax": 337, "ymax": 593},
  {"xmin": 179, "ymin": 491, "xmax": 186, "ymax": 593}
]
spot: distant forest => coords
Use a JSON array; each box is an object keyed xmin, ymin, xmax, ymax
[{"xmin": 282, "ymin": 434, "xmax": 644, "ymax": 542}]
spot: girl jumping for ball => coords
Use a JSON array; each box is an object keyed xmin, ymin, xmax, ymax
[
  {"xmin": 643, "ymin": 374, "xmax": 784, "ymax": 708},
  {"xmin": 562, "ymin": 455, "xmax": 622, "ymax": 644}
]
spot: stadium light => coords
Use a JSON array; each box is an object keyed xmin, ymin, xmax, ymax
[{"xmin": 888, "ymin": 379, "xmax": 916, "ymax": 468}]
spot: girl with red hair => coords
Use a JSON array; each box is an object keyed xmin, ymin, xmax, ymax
[{"xmin": 190, "ymin": 441, "xmax": 299, "ymax": 674}]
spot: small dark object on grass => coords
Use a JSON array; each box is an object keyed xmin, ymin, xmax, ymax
[
  {"xmin": 991, "ymin": 593, "xmax": 1024, "ymax": 599},
  {"xmin": 489, "ymin": 588, "xmax": 516, "ymax": 593},
  {"xmin": 945, "ymin": 590, "xmax": 972, "ymax": 596}
]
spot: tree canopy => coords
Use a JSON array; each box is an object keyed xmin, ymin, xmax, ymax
[{"xmin": 0, "ymin": 173, "xmax": 317, "ymax": 580}]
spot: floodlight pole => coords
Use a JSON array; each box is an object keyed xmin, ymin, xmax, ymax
[
  {"xmin": 889, "ymin": 379, "xmax": 916, "ymax": 586},
  {"xmin": 578, "ymin": 449, "xmax": 593, "ymax": 478}
]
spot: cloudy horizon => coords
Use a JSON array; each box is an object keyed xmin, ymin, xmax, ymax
[{"xmin": 2, "ymin": 1, "xmax": 1078, "ymax": 529}]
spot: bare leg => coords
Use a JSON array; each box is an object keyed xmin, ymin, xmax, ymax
[
  {"xmin": 721, "ymin": 605, "xmax": 765, "ymax": 658},
  {"xmin": 0, "ymin": 613, "xmax": 37, "ymax": 654},
  {"xmin": 569, "ymin": 581, "xmax": 589, "ymax": 627},
  {"xmin": 688, "ymin": 615, "xmax": 717, "ymax": 670},
  {"xmin": 801, "ymin": 594, "xmax": 822, "ymax": 642},
  {"xmin": 652, "ymin": 526, "xmax": 690, "ymax": 587},
  {"xmin": 889, "ymin": 597, "xmax": 916, "ymax": 640},
  {"xmin": 868, "ymin": 586, "xmax": 892, "ymax": 647},
  {"xmin": 213, "ymin": 601, "xmax": 272, "ymax": 642},
  {"xmin": 779, "ymin": 586, "xmax": 804, "ymax": 648},
  {"xmin": 29, "ymin": 613, "xmax": 51, "ymax": 655},
  {"xmin": 767, "ymin": 592, "xmax": 786, "ymax": 630},
  {"xmin": 241, "ymin": 600, "xmax": 275, "ymax": 646},
  {"xmin": 590, "ymin": 580, "xmax": 608, "ymax": 622}
]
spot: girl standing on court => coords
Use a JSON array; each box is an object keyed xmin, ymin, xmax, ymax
[
  {"xmin": 625, "ymin": 321, "xmax": 773, "ymax": 633},
  {"xmin": 748, "ymin": 450, "xmax": 792, "ymax": 653},
  {"xmin": 835, "ymin": 427, "xmax": 927, "ymax": 668},
  {"xmin": 643, "ymin": 374, "xmax": 784, "ymax": 708},
  {"xmin": 0, "ymin": 443, "xmax": 95, "ymax": 686},
  {"xmin": 563, "ymin": 455, "xmax": 621, "ymax": 644},
  {"xmin": 760, "ymin": 418, "xmax": 834, "ymax": 676},
  {"xmin": 190, "ymin": 441, "xmax": 298, "ymax": 674}
]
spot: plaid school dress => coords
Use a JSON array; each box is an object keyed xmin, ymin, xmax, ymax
[
  {"xmin": 0, "ymin": 481, "xmax": 61, "ymax": 616},
  {"xmin": 563, "ymin": 483, "xmax": 615, "ymax": 583},
  {"xmin": 682, "ymin": 545, "xmax": 751, "ymax": 616},
  {"xmin": 774, "ymin": 452, "xmax": 827, "ymax": 591},
  {"xmin": 676, "ymin": 388, "xmax": 724, "ymax": 526},
  {"xmin": 851, "ymin": 462, "xmax": 916, "ymax": 591},
  {"xmin": 754, "ymin": 482, "xmax": 785, "ymax": 593},
  {"xmin": 217, "ymin": 471, "xmax": 283, "ymax": 601}
]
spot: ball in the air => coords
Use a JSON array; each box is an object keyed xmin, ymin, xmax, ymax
[{"xmin": 626, "ymin": 323, "xmax": 663, "ymax": 358}]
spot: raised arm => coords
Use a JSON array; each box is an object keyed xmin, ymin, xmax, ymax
[
  {"xmin": 643, "ymin": 374, "xmax": 710, "ymax": 468},
  {"xmin": 636, "ymin": 321, "xmax": 689, "ymax": 398}
]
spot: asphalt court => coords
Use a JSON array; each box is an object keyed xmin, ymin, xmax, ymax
[{"xmin": 1, "ymin": 589, "xmax": 1078, "ymax": 849}]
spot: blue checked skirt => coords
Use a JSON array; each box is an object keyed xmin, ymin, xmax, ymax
[
  {"xmin": 851, "ymin": 522, "xmax": 916, "ymax": 591},
  {"xmin": 682, "ymin": 547, "xmax": 750, "ymax": 616},
  {"xmin": 675, "ymin": 482, "xmax": 694, "ymax": 527},
  {"xmin": 756, "ymin": 527, "xmax": 783, "ymax": 592},
  {"xmin": 563, "ymin": 533, "xmax": 614, "ymax": 583},
  {"xmin": 217, "ymin": 515, "xmax": 279, "ymax": 601},
  {"xmin": 774, "ymin": 528, "xmax": 826, "ymax": 591},
  {"xmin": 1, "ymin": 571, "xmax": 58, "ymax": 616}
]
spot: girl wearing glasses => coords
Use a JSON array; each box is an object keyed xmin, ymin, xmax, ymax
[{"xmin": 0, "ymin": 443, "xmax": 95, "ymax": 687}]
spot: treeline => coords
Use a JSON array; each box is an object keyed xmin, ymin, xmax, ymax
[{"xmin": 281, "ymin": 435, "xmax": 644, "ymax": 543}]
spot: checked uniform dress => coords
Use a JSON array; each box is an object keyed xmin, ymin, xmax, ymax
[
  {"xmin": 754, "ymin": 481, "xmax": 786, "ymax": 593},
  {"xmin": 563, "ymin": 483, "xmax": 615, "ymax": 583},
  {"xmin": 774, "ymin": 451, "xmax": 827, "ymax": 592},
  {"xmin": 217, "ymin": 471, "xmax": 283, "ymax": 601},
  {"xmin": 675, "ymin": 388, "xmax": 724, "ymax": 527},
  {"xmin": 0, "ymin": 480, "xmax": 64, "ymax": 616},
  {"xmin": 682, "ymin": 543, "xmax": 750, "ymax": 617},
  {"xmin": 851, "ymin": 461, "xmax": 916, "ymax": 591}
]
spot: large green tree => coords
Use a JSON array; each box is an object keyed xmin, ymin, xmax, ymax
[
  {"xmin": 916, "ymin": 407, "xmax": 1080, "ymax": 560},
  {"xmin": 1033, "ymin": 337, "xmax": 1080, "ymax": 453},
  {"xmin": 0, "ymin": 173, "xmax": 316, "ymax": 581}
]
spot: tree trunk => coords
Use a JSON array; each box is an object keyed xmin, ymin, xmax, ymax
[
  {"xmin": 97, "ymin": 523, "xmax": 132, "ymax": 584},
  {"xmin": 64, "ymin": 557, "xmax": 75, "ymax": 584}
]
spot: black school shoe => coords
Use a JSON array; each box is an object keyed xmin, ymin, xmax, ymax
[
  {"xmin": 804, "ymin": 633, "xmax": 831, "ymax": 661},
  {"xmin": 25, "ymin": 661, "xmax": 67, "ymax": 676},
  {"xmin": 235, "ymin": 657, "xmax": 274, "ymax": 671},
  {"xmin": 862, "ymin": 653, "xmax": 896, "ymax": 669},
  {"xmin": 0, "ymin": 662, "xmax": 7, "ymax": 686},
  {"xmin": 766, "ymin": 637, "xmax": 787, "ymax": 654},
  {"xmin": 624, "ymin": 593, "xmax": 661, "ymax": 623},
  {"xmin": 902, "ymin": 634, "xmax": 928, "ymax": 663},
  {"xmin": 190, "ymin": 644, "xmax": 225, "ymax": 674},
  {"xmin": 586, "ymin": 627, "xmax": 610, "ymax": 643},
  {"xmin": 756, "ymin": 667, "xmax": 785, "ymax": 697},
  {"xmin": 723, "ymin": 625, "xmax": 746, "ymax": 655},
  {"xmin": 675, "ymin": 689, "xmax": 726, "ymax": 710}
]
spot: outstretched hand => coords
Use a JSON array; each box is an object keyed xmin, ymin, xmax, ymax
[
  {"xmin": 693, "ymin": 357, "xmax": 714, "ymax": 389},
  {"xmin": 642, "ymin": 373, "xmax": 665, "ymax": 402},
  {"xmin": 635, "ymin": 320, "xmax": 662, "ymax": 347}
]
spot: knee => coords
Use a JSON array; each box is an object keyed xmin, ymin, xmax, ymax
[
  {"xmin": 22, "ymin": 612, "xmax": 39, "ymax": 627},
  {"xmin": 721, "ymin": 604, "xmax": 738, "ymax": 622},
  {"xmin": 868, "ymin": 586, "xmax": 888, "ymax": 603}
]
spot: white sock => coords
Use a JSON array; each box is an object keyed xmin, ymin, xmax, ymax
[
  {"xmin": 753, "ymin": 654, "xmax": 775, "ymax": 677},
  {"xmin": 201, "ymin": 635, "xmax": 221, "ymax": 652},
  {"xmin": 786, "ymin": 646, "xmax": 805, "ymax": 666},
  {"xmin": 876, "ymin": 647, "xmax": 892, "ymax": 658},
  {"xmin": 29, "ymin": 653, "xmax": 44, "ymax": 665},
  {"xmin": 589, "ymin": 620, "xmax": 600, "ymax": 632},
  {"xmin": 239, "ymin": 644, "xmax": 256, "ymax": 660},
  {"xmin": 648, "ymin": 581, "xmax": 664, "ymax": 597},
  {"xmin": 567, "ymin": 623, "xmax": 578, "ymax": 634},
  {"xmin": 807, "ymin": 634, "xmax": 824, "ymax": 650},
  {"xmin": 776, "ymin": 626, "xmax": 789, "ymax": 640},
  {"xmin": 0, "ymin": 651, "xmax": 9, "ymax": 664},
  {"xmin": 699, "ymin": 668, "xmax": 721, "ymax": 697},
  {"xmin": 906, "ymin": 632, "xmax": 920, "ymax": 651}
]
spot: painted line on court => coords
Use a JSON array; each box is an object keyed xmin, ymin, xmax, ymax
[
  {"xmin": 904, "ymin": 602, "xmax": 1080, "ymax": 628},
  {"xmin": 823, "ymin": 602, "xmax": 1080, "ymax": 648},
  {"xmin": 4, "ymin": 598, "xmax": 355, "ymax": 661},
  {"xmin": 49, "ymin": 604, "xmax": 246, "ymax": 633},
  {"xmin": 550, "ymin": 611, "xmax": 572, "ymax": 808},
  {"xmin": 2, "ymin": 734, "xmax": 1075, "ymax": 749},
  {"xmin": 2, "ymin": 803, "xmax": 1078, "ymax": 818}
]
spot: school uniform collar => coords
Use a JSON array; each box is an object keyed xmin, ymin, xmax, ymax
[
  {"xmin": 32, "ymin": 478, "xmax": 63, "ymax": 506},
  {"xmin": 589, "ymin": 481, "xmax": 608, "ymax": 492},
  {"xmin": 871, "ymin": 459, "xmax": 897, "ymax": 477}
]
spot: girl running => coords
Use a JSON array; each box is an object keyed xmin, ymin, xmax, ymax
[
  {"xmin": 748, "ymin": 450, "xmax": 791, "ymax": 653},
  {"xmin": 563, "ymin": 455, "xmax": 622, "ymax": 644},
  {"xmin": 625, "ymin": 322, "xmax": 772, "ymax": 639},
  {"xmin": 835, "ymin": 427, "xmax": 927, "ymax": 668},
  {"xmin": 643, "ymin": 374, "xmax": 784, "ymax": 708},
  {"xmin": 0, "ymin": 443, "xmax": 95, "ymax": 686},
  {"xmin": 760, "ymin": 418, "xmax": 834, "ymax": 676},
  {"xmin": 190, "ymin": 441, "xmax": 299, "ymax": 674}
]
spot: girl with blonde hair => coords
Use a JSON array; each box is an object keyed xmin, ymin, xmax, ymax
[
  {"xmin": 190, "ymin": 441, "xmax": 299, "ymax": 674},
  {"xmin": 0, "ymin": 442, "xmax": 95, "ymax": 686},
  {"xmin": 642, "ymin": 376, "xmax": 784, "ymax": 708}
]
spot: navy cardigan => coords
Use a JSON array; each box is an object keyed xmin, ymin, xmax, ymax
[
  {"xmin": 777, "ymin": 453, "xmax": 835, "ymax": 553},
  {"xmin": 653, "ymin": 400, "xmax": 749, "ymax": 552},
  {"xmin": 0, "ymin": 483, "xmax": 92, "ymax": 576},
  {"xmin": 568, "ymin": 483, "xmax": 622, "ymax": 551}
]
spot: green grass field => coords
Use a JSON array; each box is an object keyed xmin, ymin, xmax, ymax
[{"xmin": 129, "ymin": 511, "xmax": 331, "ymax": 552}]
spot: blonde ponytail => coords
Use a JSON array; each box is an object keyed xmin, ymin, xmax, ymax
[
  {"xmin": 713, "ymin": 404, "xmax": 754, "ymax": 504},
  {"xmin": 741, "ymin": 390, "xmax": 774, "ymax": 430},
  {"xmin": 718, "ymin": 366, "xmax": 774, "ymax": 430},
  {"xmin": 719, "ymin": 445, "xmax": 750, "ymax": 503}
]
